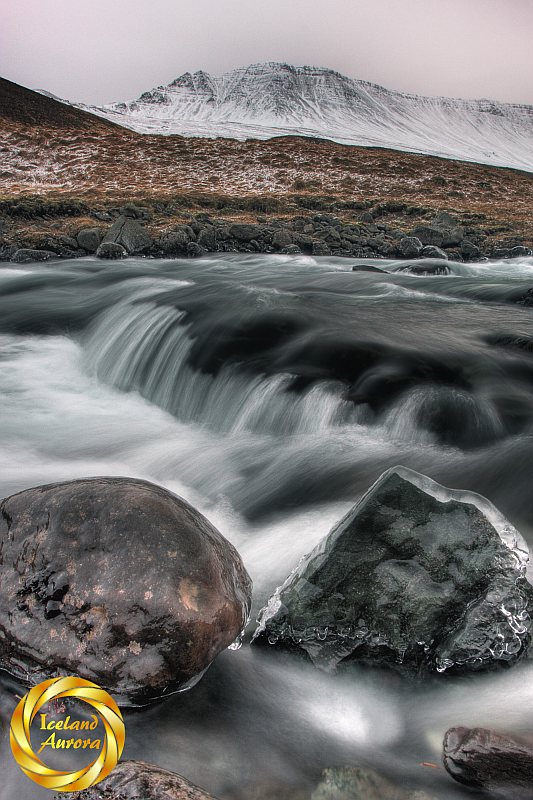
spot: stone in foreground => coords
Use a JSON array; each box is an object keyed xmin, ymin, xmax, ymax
[
  {"xmin": 443, "ymin": 727, "xmax": 533, "ymax": 797},
  {"xmin": 0, "ymin": 477, "xmax": 251, "ymax": 704},
  {"xmin": 253, "ymin": 466, "xmax": 533, "ymax": 674},
  {"xmin": 59, "ymin": 760, "xmax": 216, "ymax": 799}
]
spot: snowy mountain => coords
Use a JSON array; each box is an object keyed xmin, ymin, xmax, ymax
[{"xmin": 79, "ymin": 63, "xmax": 533, "ymax": 172}]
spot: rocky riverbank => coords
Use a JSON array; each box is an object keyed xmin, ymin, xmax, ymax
[{"xmin": 0, "ymin": 200, "xmax": 531, "ymax": 264}]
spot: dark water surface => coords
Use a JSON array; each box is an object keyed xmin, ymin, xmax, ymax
[{"xmin": 1, "ymin": 253, "xmax": 533, "ymax": 798}]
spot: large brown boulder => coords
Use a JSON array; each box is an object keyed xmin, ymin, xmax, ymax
[
  {"xmin": 0, "ymin": 477, "xmax": 251, "ymax": 704},
  {"xmin": 59, "ymin": 760, "xmax": 217, "ymax": 799}
]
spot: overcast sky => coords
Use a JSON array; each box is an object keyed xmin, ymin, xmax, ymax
[{"xmin": 2, "ymin": 0, "xmax": 532, "ymax": 105}]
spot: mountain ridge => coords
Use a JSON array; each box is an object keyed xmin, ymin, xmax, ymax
[{"xmin": 76, "ymin": 62, "xmax": 533, "ymax": 172}]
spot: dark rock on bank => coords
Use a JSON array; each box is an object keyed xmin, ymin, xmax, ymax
[
  {"xmin": 103, "ymin": 214, "xmax": 152, "ymax": 254},
  {"xmin": 253, "ymin": 467, "xmax": 533, "ymax": 674},
  {"xmin": 228, "ymin": 223, "xmax": 262, "ymax": 242},
  {"xmin": 413, "ymin": 212, "xmax": 464, "ymax": 248},
  {"xmin": 60, "ymin": 760, "xmax": 216, "ymax": 799},
  {"xmin": 77, "ymin": 227, "xmax": 104, "ymax": 253},
  {"xmin": 96, "ymin": 241, "xmax": 127, "ymax": 259},
  {"xmin": 12, "ymin": 248, "xmax": 57, "ymax": 263},
  {"xmin": 420, "ymin": 245, "xmax": 448, "ymax": 260},
  {"xmin": 443, "ymin": 727, "xmax": 533, "ymax": 797},
  {"xmin": 311, "ymin": 767, "xmax": 434, "ymax": 800},
  {"xmin": 157, "ymin": 226, "xmax": 195, "ymax": 256},
  {"xmin": 0, "ymin": 477, "xmax": 251, "ymax": 704},
  {"xmin": 461, "ymin": 239, "xmax": 481, "ymax": 260},
  {"xmin": 511, "ymin": 246, "xmax": 532, "ymax": 257},
  {"xmin": 398, "ymin": 236, "xmax": 423, "ymax": 258}
]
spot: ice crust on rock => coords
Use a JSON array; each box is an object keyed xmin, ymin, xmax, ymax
[{"xmin": 253, "ymin": 466, "xmax": 533, "ymax": 675}]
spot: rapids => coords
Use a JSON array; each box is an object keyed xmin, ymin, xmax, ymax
[{"xmin": 1, "ymin": 253, "xmax": 533, "ymax": 798}]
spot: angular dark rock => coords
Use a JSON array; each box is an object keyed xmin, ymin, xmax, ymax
[
  {"xmin": 103, "ymin": 215, "xmax": 152, "ymax": 254},
  {"xmin": 59, "ymin": 760, "xmax": 216, "ymax": 799},
  {"xmin": 77, "ymin": 227, "xmax": 104, "ymax": 253},
  {"xmin": 432, "ymin": 211, "xmax": 464, "ymax": 246},
  {"xmin": 398, "ymin": 236, "xmax": 423, "ymax": 258},
  {"xmin": 312, "ymin": 241, "xmax": 331, "ymax": 256},
  {"xmin": 158, "ymin": 226, "xmax": 195, "ymax": 256},
  {"xmin": 187, "ymin": 241, "xmax": 208, "ymax": 257},
  {"xmin": 12, "ymin": 248, "xmax": 57, "ymax": 263},
  {"xmin": 253, "ymin": 467, "xmax": 533, "ymax": 675},
  {"xmin": 461, "ymin": 240, "xmax": 481, "ymax": 260},
  {"xmin": 412, "ymin": 225, "xmax": 445, "ymax": 248},
  {"xmin": 96, "ymin": 241, "xmax": 127, "ymax": 260},
  {"xmin": 0, "ymin": 477, "xmax": 252, "ymax": 704},
  {"xmin": 229, "ymin": 223, "xmax": 262, "ymax": 242},
  {"xmin": 443, "ymin": 727, "xmax": 533, "ymax": 797},
  {"xmin": 272, "ymin": 229, "xmax": 293, "ymax": 249},
  {"xmin": 197, "ymin": 226, "xmax": 216, "ymax": 250}
]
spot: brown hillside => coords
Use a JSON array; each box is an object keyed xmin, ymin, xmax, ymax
[
  {"xmin": 0, "ymin": 78, "xmax": 532, "ymax": 249},
  {"xmin": 0, "ymin": 77, "xmax": 121, "ymax": 130}
]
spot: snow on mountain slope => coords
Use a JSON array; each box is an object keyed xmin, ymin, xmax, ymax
[{"xmin": 79, "ymin": 63, "xmax": 533, "ymax": 172}]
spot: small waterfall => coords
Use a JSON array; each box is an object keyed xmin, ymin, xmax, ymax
[{"xmin": 83, "ymin": 298, "xmax": 361, "ymax": 436}]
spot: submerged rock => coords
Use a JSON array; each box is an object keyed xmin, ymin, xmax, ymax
[
  {"xmin": 399, "ymin": 260, "xmax": 450, "ymax": 275},
  {"xmin": 311, "ymin": 767, "xmax": 434, "ymax": 800},
  {"xmin": 253, "ymin": 467, "xmax": 533, "ymax": 674},
  {"xmin": 443, "ymin": 727, "xmax": 533, "ymax": 797},
  {"xmin": 60, "ymin": 760, "xmax": 216, "ymax": 799},
  {"xmin": 0, "ymin": 477, "xmax": 251, "ymax": 704},
  {"xmin": 351, "ymin": 264, "xmax": 387, "ymax": 273}
]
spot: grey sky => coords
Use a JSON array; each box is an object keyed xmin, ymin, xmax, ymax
[{"xmin": 2, "ymin": 0, "xmax": 532, "ymax": 105}]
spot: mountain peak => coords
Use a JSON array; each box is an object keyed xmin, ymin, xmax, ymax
[{"xmin": 79, "ymin": 62, "xmax": 533, "ymax": 172}]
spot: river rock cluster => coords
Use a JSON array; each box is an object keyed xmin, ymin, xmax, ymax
[{"xmin": 2, "ymin": 205, "xmax": 531, "ymax": 263}]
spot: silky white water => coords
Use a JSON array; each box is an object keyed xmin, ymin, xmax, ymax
[{"xmin": 1, "ymin": 253, "xmax": 533, "ymax": 798}]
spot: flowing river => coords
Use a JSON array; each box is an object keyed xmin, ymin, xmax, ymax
[{"xmin": 1, "ymin": 253, "xmax": 533, "ymax": 799}]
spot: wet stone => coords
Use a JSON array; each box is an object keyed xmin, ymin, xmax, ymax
[
  {"xmin": 0, "ymin": 477, "xmax": 252, "ymax": 705},
  {"xmin": 443, "ymin": 727, "xmax": 533, "ymax": 797},
  {"xmin": 253, "ymin": 467, "xmax": 533, "ymax": 675},
  {"xmin": 59, "ymin": 759, "xmax": 216, "ymax": 799}
]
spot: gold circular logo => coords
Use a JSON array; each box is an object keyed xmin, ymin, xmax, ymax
[{"xmin": 10, "ymin": 676, "xmax": 125, "ymax": 792}]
